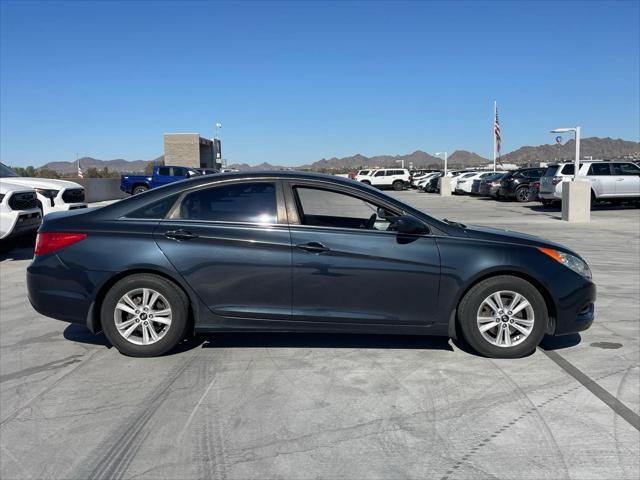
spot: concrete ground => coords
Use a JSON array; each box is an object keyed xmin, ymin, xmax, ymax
[{"xmin": 1, "ymin": 193, "xmax": 638, "ymax": 480}]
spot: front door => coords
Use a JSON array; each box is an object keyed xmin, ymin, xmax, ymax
[
  {"xmin": 285, "ymin": 183, "xmax": 440, "ymax": 326},
  {"xmin": 154, "ymin": 180, "xmax": 292, "ymax": 321}
]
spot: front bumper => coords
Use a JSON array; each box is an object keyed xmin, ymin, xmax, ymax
[
  {"xmin": 552, "ymin": 280, "xmax": 596, "ymax": 335},
  {"xmin": 0, "ymin": 209, "xmax": 41, "ymax": 240}
]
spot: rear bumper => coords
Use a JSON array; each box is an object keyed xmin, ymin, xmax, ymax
[{"xmin": 27, "ymin": 254, "xmax": 110, "ymax": 326}]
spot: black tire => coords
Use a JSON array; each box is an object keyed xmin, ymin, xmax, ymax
[
  {"xmin": 392, "ymin": 180, "xmax": 404, "ymax": 191},
  {"xmin": 360, "ymin": 180, "xmax": 371, "ymax": 185},
  {"xmin": 515, "ymin": 186, "xmax": 530, "ymax": 203},
  {"xmin": 101, "ymin": 274, "xmax": 190, "ymax": 357},
  {"xmin": 590, "ymin": 191, "xmax": 597, "ymax": 209},
  {"xmin": 457, "ymin": 275, "xmax": 548, "ymax": 358},
  {"xmin": 132, "ymin": 185, "xmax": 149, "ymax": 195},
  {"xmin": 541, "ymin": 200, "xmax": 554, "ymax": 208}
]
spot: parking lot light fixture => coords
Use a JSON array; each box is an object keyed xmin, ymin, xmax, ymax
[
  {"xmin": 434, "ymin": 152, "xmax": 448, "ymax": 175},
  {"xmin": 551, "ymin": 127, "xmax": 581, "ymax": 181}
]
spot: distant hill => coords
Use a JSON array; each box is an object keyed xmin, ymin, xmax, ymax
[
  {"xmin": 32, "ymin": 137, "xmax": 640, "ymax": 174},
  {"xmin": 501, "ymin": 137, "xmax": 640, "ymax": 165},
  {"xmin": 41, "ymin": 156, "xmax": 162, "ymax": 174}
]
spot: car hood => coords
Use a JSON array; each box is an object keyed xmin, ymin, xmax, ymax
[
  {"xmin": 1, "ymin": 177, "xmax": 83, "ymax": 190},
  {"xmin": 462, "ymin": 224, "xmax": 574, "ymax": 254},
  {"xmin": 0, "ymin": 180, "xmax": 36, "ymax": 194}
]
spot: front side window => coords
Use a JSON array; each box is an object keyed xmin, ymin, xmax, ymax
[
  {"xmin": 374, "ymin": 171, "xmax": 386, "ymax": 177},
  {"xmin": 179, "ymin": 182, "xmax": 277, "ymax": 223},
  {"xmin": 294, "ymin": 187, "xmax": 395, "ymax": 231},
  {"xmin": 173, "ymin": 167, "xmax": 188, "ymax": 177},
  {"xmin": 588, "ymin": 163, "xmax": 611, "ymax": 176},
  {"xmin": 0, "ymin": 163, "xmax": 19, "ymax": 177},
  {"xmin": 612, "ymin": 163, "xmax": 640, "ymax": 175}
]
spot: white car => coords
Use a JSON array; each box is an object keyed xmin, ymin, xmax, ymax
[
  {"xmin": 455, "ymin": 172, "xmax": 496, "ymax": 194},
  {"xmin": 0, "ymin": 181, "xmax": 41, "ymax": 241},
  {"xmin": 539, "ymin": 160, "xmax": 640, "ymax": 206},
  {"xmin": 415, "ymin": 172, "xmax": 440, "ymax": 189},
  {"xmin": 0, "ymin": 163, "xmax": 87, "ymax": 216},
  {"xmin": 361, "ymin": 168, "xmax": 411, "ymax": 190},
  {"xmin": 354, "ymin": 169, "xmax": 373, "ymax": 182}
]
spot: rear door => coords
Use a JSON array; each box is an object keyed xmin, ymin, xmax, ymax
[
  {"xmin": 586, "ymin": 162, "xmax": 613, "ymax": 197},
  {"xmin": 611, "ymin": 163, "xmax": 640, "ymax": 196},
  {"xmin": 153, "ymin": 167, "xmax": 179, "ymax": 188},
  {"xmin": 154, "ymin": 179, "xmax": 292, "ymax": 321},
  {"xmin": 284, "ymin": 181, "xmax": 441, "ymax": 326}
]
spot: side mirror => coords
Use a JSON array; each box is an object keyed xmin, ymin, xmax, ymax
[{"xmin": 391, "ymin": 215, "xmax": 428, "ymax": 235}]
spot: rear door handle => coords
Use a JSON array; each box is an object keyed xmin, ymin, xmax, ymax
[
  {"xmin": 296, "ymin": 241, "xmax": 330, "ymax": 253},
  {"xmin": 164, "ymin": 229, "xmax": 198, "ymax": 241}
]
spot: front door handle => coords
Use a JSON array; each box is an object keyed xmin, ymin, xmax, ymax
[
  {"xmin": 164, "ymin": 229, "xmax": 198, "ymax": 241},
  {"xmin": 296, "ymin": 241, "xmax": 330, "ymax": 253}
]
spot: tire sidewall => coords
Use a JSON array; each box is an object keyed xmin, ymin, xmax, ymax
[
  {"xmin": 458, "ymin": 276, "xmax": 548, "ymax": 358},
  {"xmin": 101, "ymin": 274, "xmax": 189, "ymax": 357},
  {"xmin": 133, "ymin": 186, "xmax": 148, "ymax": 195}
]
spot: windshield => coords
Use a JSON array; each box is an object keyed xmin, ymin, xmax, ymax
[{"xmin": 0, "ymin": 163, "xmax": 19, "ymax": 177}]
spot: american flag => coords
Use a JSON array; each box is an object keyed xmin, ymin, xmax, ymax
[
  {"xmin": 77, "ymin": 162, "xmax": 84, "ymax": 178},
  {"xmin": 494, "ymin": 106, "xmax": 501, "ymax": 159}
]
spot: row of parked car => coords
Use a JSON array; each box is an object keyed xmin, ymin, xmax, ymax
[
  {"xmin": 355, "ymin": 160, "xmax": 640, "ymax": 207},
  {"xmin": 0, "ymin": 162, "xmax": 88, "ymax": 244}
]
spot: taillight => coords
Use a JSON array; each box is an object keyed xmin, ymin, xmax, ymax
[
  {"xmin": 533, "ymin": 181, "xmax": 540, "ymax": 188},
  {"xmin": 34, "ymin": 232, "xmax": 87, "ymax": 256},
  {"xmin": 552, "ymin": 176, "xmax": 563, "ymax": 185}
]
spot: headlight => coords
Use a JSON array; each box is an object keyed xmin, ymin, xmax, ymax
[
  {"xmin": 538, "ymin": 247, "xmax": 592, "ymax": 279},
  {"xmin": 36, "ymin": 189, "xmax": 59, "ymax": 198}
]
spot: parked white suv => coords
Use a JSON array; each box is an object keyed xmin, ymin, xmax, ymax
[
  {"xmin": 539, "ymin": 160, "xmax": 640, "ymax": 206},
  {"xmin": 0, "ymin": 163, "xmax": 87, "ymax": 216},
  {"xmin": 361, "ymin": 169, "xmax": 411, "ymax": 190},
  {"xmin": 0, "ymin": 181, "xmax": 41, "ymax": 241},
  {"xmin": 354, "ymin": 169, "xmax": 373, "ymax": 182}
]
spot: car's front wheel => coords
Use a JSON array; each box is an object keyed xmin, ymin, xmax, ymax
[
  {"xmin": 101, "ymin": 274, "xmax": 190, "ymax": 357},
  {"xmin": 458, "ymin": 275, "xmax": 547, "ymax": 358}
]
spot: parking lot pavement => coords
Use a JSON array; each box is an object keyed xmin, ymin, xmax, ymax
[{"xmin": 1, "ymin": 195, "xmax": 638, "ymax": 480}]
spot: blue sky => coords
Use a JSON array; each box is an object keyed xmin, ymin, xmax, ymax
[{"xmin": 1, "ymin": 0, "xmax": 638, "ymax": 167}]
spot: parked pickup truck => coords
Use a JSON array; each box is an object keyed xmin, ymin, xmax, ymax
[{"xmin": 120, "ymin": 166, "xmax": 201, "ymax": 195}]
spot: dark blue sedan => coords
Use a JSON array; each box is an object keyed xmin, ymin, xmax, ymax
[{"xmin": 27, "ymin": 172, "xmax": 595, "ymax": 358}]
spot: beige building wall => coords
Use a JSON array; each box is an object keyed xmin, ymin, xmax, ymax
[{"xmin": 163, "ymin": 133, "xmax": 220, "ymax": 169}]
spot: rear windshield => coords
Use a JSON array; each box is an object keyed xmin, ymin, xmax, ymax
[{"xmin": 544, "ymin": 166, "xmax": 559, "ymax": 177}]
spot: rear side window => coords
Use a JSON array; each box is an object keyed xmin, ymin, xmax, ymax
[
  {"xmin": 560, "ymin": 164, "xmax": 575, "ymax": 175},
  {"xmin": 544, "ymin": 166, "xmax": 559, "ymax": 177},
  {"xmin": 612, "ymin": 163, "xmax": 640, "ymax": 175},
  {"xmin": 588, "ymin": 163, "xmax": 611, "ymax": 176},
  {"xmin": 157, "ymin": 167, "xmax": 170, "ymax": 176},
  {"xmin": 125, "ymin": 194, "xmax": 178, "ymax": 219},
  {"xmin": 179, "ymin": 182, "xmax": 277, "ymax": 223}
]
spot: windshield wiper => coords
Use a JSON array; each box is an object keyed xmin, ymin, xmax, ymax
[{"xmin": 443, "ymin": 218, "xmax": 466, "ymax": 229}]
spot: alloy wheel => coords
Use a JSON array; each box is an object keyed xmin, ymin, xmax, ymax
[
  {"xmin": 476, "ymin": 290, "xmax": 534, "ymax": 347},
  {"xmin": 516, "ymin": 188, "xmax": 529, "ymax": 202},
  {"xmin": 114, "ymin": 288, "xmax": 172, "ymax": 345}
]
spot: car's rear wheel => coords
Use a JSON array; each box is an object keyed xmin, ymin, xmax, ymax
[
  {"xmin": 515, "ymin": 186, "xmax": 530, "ymax": 202},
  {"xmin": 458, "ymin": 275, "xmax": 547, "ymax": 358},
  {"xmin": 101, "ymin": 274, "xmax": 189, "ymax": 357},
  {"xmin": 392, "ymin": 180, "xmax": 404, "ymax": 191},
  {"xmin": 132, "ymin": 185, "xmax": 148, "ymax": 195}
]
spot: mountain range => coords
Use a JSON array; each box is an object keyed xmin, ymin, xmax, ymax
[{"xmin": 35, "ymin": 137, "xmax": 639, "ymax": 174}]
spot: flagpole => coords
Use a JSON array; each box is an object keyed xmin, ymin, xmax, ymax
[{"xmin": 493, "ymin": 100, "xmax": 497, "ymax": 172}]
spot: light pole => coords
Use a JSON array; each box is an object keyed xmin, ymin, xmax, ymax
[
  {"xmin": 551, "ymin": 127, "xmax": 580, "ymax": 180},
  {"xmin": 550, "ymin": 126, "xmax": 589, "ymax": 222},
  {"xmin": 395, "ymin": 159, "xmax": 405, "ymax": 169},
  {"xmin": 434, "ymin": 152, "xmax": 448, "ymax": 175},
  {"xmin": 434, "ymin": 152, "xmax": 450, "ymax": 196}
]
